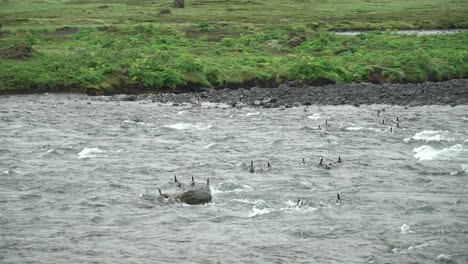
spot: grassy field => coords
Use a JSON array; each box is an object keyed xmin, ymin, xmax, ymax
[
  {"xmin": 0, "ymin": 0, "xmax": 467, "ymax": 94},
  {"xmin": 1, "ymin": 0, "xmax": 468, "ymax": 30}
]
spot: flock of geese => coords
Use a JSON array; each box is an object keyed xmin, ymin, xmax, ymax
[
  {"xmin": 158, "ymin": 175, "xmax": 210, "ymax": 197},
  {"xmin": 159, "ymin": 108, "xmax": 403, "ymax": 207},
  {"xmin": 248, "ymin": 156, "xmax": 343, "ymax": 208}
]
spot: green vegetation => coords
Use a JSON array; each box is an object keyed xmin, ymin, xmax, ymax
[
  {"xmin": 0, "ymin": 0, "xmax": 467, "ymax": 94},
  {"xmin": 2, "ymin": 0, "xmax": 467, "ymax": 30}
]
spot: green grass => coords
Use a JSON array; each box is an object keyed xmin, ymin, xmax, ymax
[
  {"xmin": 1, "ymin": 0, "xmax": 467, "ymax": 30},
  {"xmin": 0, "ymin": 0, "xmax": 467, "ymax": 94},
  {"xmin": 1, "ymin": 24, "xmax": 466, "ymax": 94}
]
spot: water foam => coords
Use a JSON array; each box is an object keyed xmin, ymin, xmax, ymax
[
  {"xmin": 232, "ymin": 199, "xmax": 263, "ymax": 205},
  {"xmin": 204, "ymin": 143, "xmax": 216, "ymax": 149},
  {"xmin": 2, "ymin": 169, "xmax": 17, "ymax": 175},
  {"xmin": 280, "ymin": 200, "xmax": 318, "ymax": 213},
  {"xmin": 461, "ymin": 164, "xmax": 468, "ymax": 173},
  {"xmin": 400, "ymin": 224, "xmax": 411, "ymax": 234},
  {"xmin": 437, "ymin": 254, "xmax": 453, "ymax": 262},
  {"xmin": 248, "ymin": 204, "xmax": 273, "ymax": 217},
  {"xmin": 78, "ymin": 147, "xmax": 107, "ymax": 159},
  {"xmin": 307, "ymin": 113, "xmax": 323, "ymax": 120},
  {"xmin": 408, "ymin": 240, "xmax": 438, "ymax": 251},
  {"xmin": 345, "ymin": 126, "xmax": 363, "ymax": 131},
  {"xmin": 413, "ymin": 144, "xmax": 463, "ymax": 160},
  {"xmin": 164, "ymin": 123, "xmax": 212, "ymax": 130},
  {"xmin": 410, "ymin": 130, "xmax": 455, "ymax": 142}
]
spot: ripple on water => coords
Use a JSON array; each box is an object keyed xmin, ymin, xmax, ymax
[
  {"xmin": 213, "ymin": 181, "xmax": 253, "ymax": 194},
  {"xmin": 2, "ymin": 96, "xmax": 468, "ymax": 263}
]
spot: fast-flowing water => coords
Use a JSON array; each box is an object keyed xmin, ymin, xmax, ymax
[{"xmin": 1, "ymin": 94, "xmax": 467, "ymax": 263}]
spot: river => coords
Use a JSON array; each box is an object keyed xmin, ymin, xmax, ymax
[{"xmin": 1, "ymin": 94, "xmax": 467, "ymax": 263}]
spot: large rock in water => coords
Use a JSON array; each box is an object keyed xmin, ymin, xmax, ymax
[{"xmin": 177, "ymin": 187, "xmax": 212, "ymax": 205}]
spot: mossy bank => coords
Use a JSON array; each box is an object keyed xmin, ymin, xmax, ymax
[{"xmin": 0, "ymin": 0, "xmax": 467, "ymax": 95}]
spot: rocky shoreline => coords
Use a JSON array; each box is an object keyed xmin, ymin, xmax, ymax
[{"xmin": 104, "ymin": 79, "xmax": 468, "ymax": 107}]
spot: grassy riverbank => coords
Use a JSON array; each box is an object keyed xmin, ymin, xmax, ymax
[{"xmin": 0, "ymin": 0, "xmax": 467, "ymax": 94}]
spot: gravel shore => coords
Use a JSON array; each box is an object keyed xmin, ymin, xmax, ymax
[{"xmin": 107, "ymin": 79, "xmax": 468, "ymax": 107}]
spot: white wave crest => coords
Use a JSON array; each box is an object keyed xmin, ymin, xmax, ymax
[
  {"xmin": 345, "ymin": 126, "xmax": 363, "ymax": 131},
  {"xmin": 461, "ymin": 164, "xmax": 468, "ymax": 173},
  {"xmin": 232, "ymin": 199, "xmax": 263, "ymax": 205},
  {"xmin": 307, "ymin": 113, "xmax": 323, "ymax": 120},
  {"xmin": 411, "ymin": 130, "xmax": 455, "ymax": 142},
  {"xmin": 249, "ymin": 204, "xmax": 273, "ymax": 218},
  {"xmin": 408, "ymin": 240, "xmax": 438, "ymax": 251},
  {"xmin": 413, "ymin": 144, "xmax": 463, "ymax": 161},
  {"xmin": 164, "ymin": 123, "xmax": 212, "ymax": 130},
  {"xmin": 437, "ymin": 254, "xmax": 452, "ymax": 262},
  {"xmin": 78, "ymin": 148, "xmax": 107, "ymax": 159},
  {"xmin": 204, "ymin": 143, "xmax": 216, "ymax": 149},
  {"xmin": 400, "ymin": 224, "xmax": 411, "ymax": 234}
]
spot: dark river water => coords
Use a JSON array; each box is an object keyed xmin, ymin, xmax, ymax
[{"xmin": 1, "ymin": 94, "xmax": 467, "ymax": 263}]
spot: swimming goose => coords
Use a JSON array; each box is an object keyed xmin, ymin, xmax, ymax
[
  {"xmin": 191, "ymin": 175, "xmax": 195, "ymax": 187},
  {"xmin": 174, "ymin": 175, "xmax": 183, "ymax": 188},
  {"xmin": 336, "ymin": 193, "xmax": 342, "ymax": 204},
  {"xmin": 297, "ymin": 198, "xmax": 308, "ymax": 207},
  {"xmin": 249, "ymin": 160, "xmax": 255, "ymax": 173},
  {"xmin": 318, "ymin": 157, "xmax": 331, "ymax": 169}
]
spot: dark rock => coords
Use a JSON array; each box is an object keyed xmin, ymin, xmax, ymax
[
  {"xmin": 177, "ymin": 187, "xmax": 212, "ymax": 205},
  {"xmin": 94, "ymin": 79, "xmax": 468, "ymax": 108},
  {"xmin": 122, "ymin": 95, "xmax": 137, "ymax": 101},
  {"xmin": 159, "ymin": 8, "xmax": 171, "ymax": 15},
  {"xmin": 172, "ymin": 0, "xmax": 184, "ymax": 8}
]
